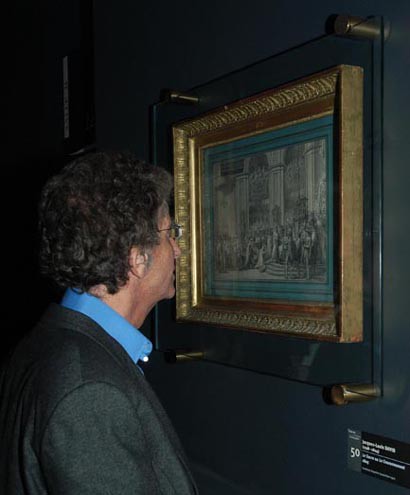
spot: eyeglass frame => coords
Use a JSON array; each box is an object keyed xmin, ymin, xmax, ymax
[{"xmin": 157, "ymin": 221, "xmax": 183, "ymax": 240}]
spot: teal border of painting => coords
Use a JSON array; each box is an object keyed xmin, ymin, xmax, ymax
[{"xmin": 202, "ymin": 114, "xmax": 334, "ymax": 303}]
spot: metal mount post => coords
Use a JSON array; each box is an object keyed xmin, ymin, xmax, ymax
[
  {"xmin": 333, "ymin": 15, "xmax": 388, "ymax": 40},
  {"xmin": 164, "ymin": 349, "xmax": 204, "ymax": 363},
  {"xmin": 327, "ymin": 383, "xmax": 380, "ymax": 406},
  {"xmin": 160, "ymin": 89, "xmax": 200, "ymax": 104}
]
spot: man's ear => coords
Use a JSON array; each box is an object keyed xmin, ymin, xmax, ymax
[{"xmin": 129, "ymin": 247, "xmax": 148, "ymax": 279}]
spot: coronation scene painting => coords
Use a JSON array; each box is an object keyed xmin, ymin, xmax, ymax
[{"xmin": 202, "ymin": 116, "xmax": 335, "ymax": 304}]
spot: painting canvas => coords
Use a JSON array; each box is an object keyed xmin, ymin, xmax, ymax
[
  {"xmin": 203, "ymin": 116, "xmax": 333, "ymax": 303},
  {"xmin": 173, "ymin": 65, "xmax": 363, "ymax": 342}
]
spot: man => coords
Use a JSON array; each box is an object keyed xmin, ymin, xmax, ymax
[{"xmin": 0, "ymin": 151, "xmax": 198, "ymax": 494}]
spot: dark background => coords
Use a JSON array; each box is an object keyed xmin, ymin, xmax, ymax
[{"xmin": 4, "ymin": 1, "xmax": 410, "ymax": 494}]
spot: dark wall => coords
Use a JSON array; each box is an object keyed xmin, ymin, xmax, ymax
[
  {"xmin": 5, "ymin": 0, "xmax": 402, "ymax": 494},
  {"xmin": 4, "ymin": 1, "xmax": 409, "ymax": 494},
  {"xmin": 95, "ymin": 1, "xmax": 410, "ymax": 494},
  {"xmin": 4, "ymin": 0, "xmax": 95, "ymax": 357}
]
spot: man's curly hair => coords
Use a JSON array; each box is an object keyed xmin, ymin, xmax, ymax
[{"xmin": 38, "ymin": 151, "xmax": 173, "ymax": 294}]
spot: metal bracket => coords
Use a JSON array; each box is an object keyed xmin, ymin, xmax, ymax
[
  {"xmin": 326, "ymin": 383, "xmax": 380, "ymax": 406},
  {"xmin": 164, "ymin": 349, "xmax": 204, "ymax": 363},
  {"xmin": 160, "ymin": 89, "xmax": 200, "ymax": 105},
  {"xmin": 333, "ymin": 15, "xmax": 387, "ymax": 40}
]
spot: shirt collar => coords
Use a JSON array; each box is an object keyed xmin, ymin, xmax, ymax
[{"xmin": 60, "ymin": 288, "xmax": 152, "ymax": 365}]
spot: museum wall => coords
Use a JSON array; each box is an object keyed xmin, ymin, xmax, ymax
[
  {"xmin": 3, "ymin": 0, "xmax": 95, "ymax": 358},
  {"xmin": 94, "ymin": 1, "xmax": 410, "ymax": 493},
  {"xmin": 4, "ymin": 0, "xmax": 409, "ymax": 494}
]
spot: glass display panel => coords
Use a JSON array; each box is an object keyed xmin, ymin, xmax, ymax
[{"xmin": 151, "ymin": 18, "xmax": 383, "ymax": 387}]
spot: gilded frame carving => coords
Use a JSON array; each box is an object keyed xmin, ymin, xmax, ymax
[{"xmin": 173, "ymin": 65, "xmax": 363, "ymax": 342}]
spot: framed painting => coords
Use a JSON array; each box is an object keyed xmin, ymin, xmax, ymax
[{"xmin": 172, "ymin": 65, "xmax": 363, "ymax": 342}]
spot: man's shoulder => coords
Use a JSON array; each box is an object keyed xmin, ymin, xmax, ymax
[{"xmin": 5, "ymin": 304, "xmax": 141, "ymax": 405}]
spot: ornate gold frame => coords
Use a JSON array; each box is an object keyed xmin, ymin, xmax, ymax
[{"xmin": 173, "ymin": 65, "xmax": 363, "ymax": 342}]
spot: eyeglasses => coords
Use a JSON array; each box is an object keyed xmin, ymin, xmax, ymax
[{"xmin": 158, "ymin": 221, "xmax": 183, "ymax": 240}]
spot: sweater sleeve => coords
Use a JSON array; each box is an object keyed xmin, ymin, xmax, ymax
[{"xmin": 40, "ymin": 381, "xmax": 159, "ymax": 494}]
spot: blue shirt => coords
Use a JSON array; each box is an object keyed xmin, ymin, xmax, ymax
[{"xmin": 61, "ymin": 288, "xmax": 152, "ymax": 365}]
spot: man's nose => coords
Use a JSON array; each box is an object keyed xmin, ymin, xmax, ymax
[{"xmin": 172, "ymin": 238, "xmax": 181, "ymax": 258}]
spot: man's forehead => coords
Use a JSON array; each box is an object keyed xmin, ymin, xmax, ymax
[
  {"xmin": 156, "ymin": 202, "xmax": 170, "ymax": 223},
  {"xmin": 158, "ymin": 212, "xmax": 171, "ymax": 229}
]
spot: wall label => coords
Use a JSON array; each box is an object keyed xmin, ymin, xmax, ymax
[
  {"xmin": 348, "ymin": 429, "xmax": 410, "ymax": 489},
  {"xmin": 63, "ymin": 56, "xmax": 70, "ymax": 139}
]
